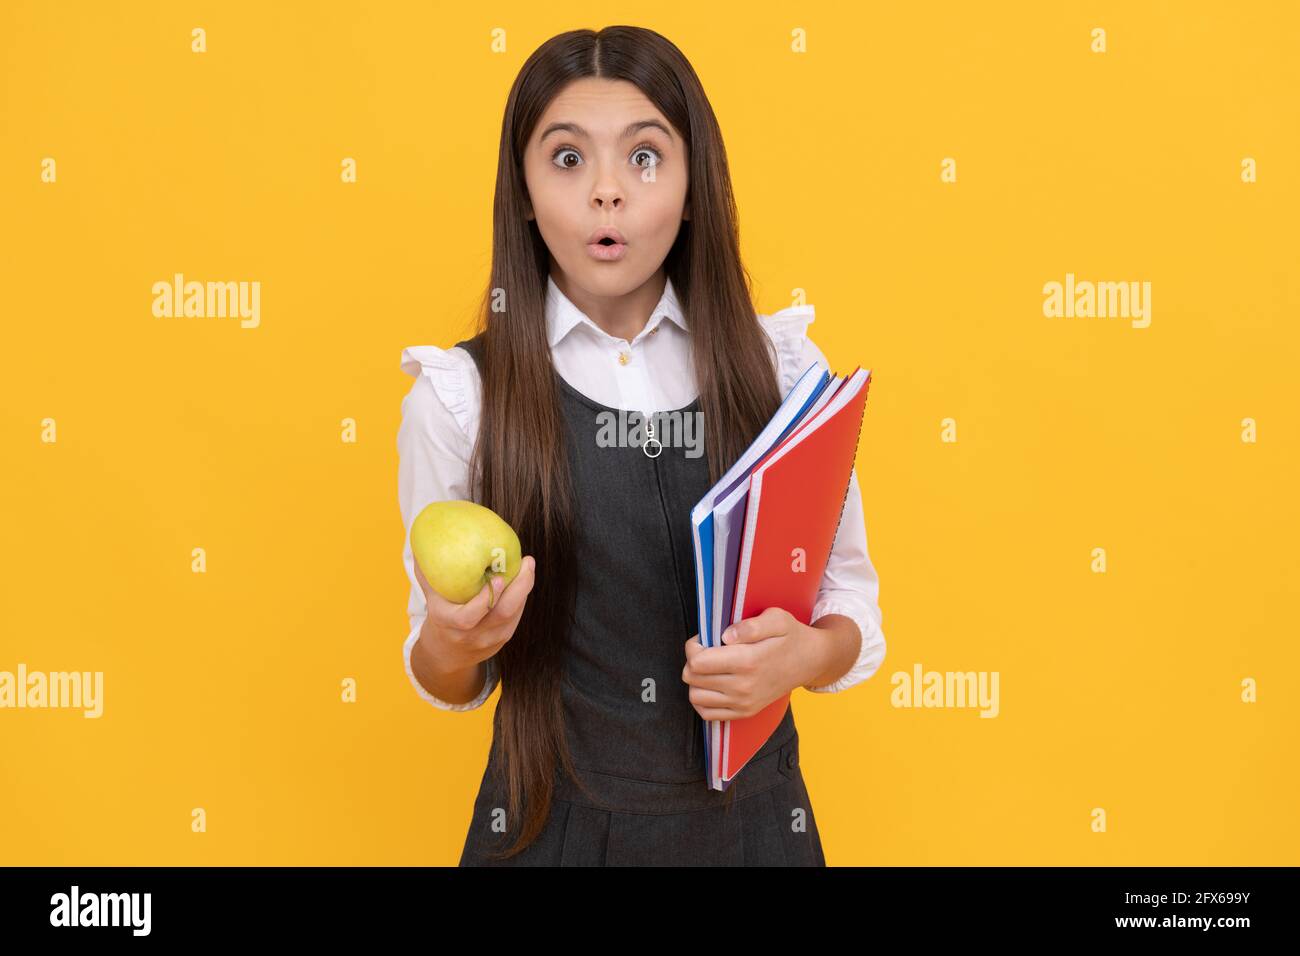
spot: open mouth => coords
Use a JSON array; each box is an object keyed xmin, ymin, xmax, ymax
[{"xmin": 587, "ymin": 233, "xmax": 628, "ymax": 260}]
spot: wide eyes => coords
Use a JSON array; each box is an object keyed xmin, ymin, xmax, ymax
[
  {"xmin": 552, "ymin": 148, "xmax": 582, "ymax": 169},
  {"xmin": 630, "ymin": 147, "xmax": 660, "ymax": 169},
  {"xmin": 551, "ymin": 144, "xmax": 663, "ymax": 171}
]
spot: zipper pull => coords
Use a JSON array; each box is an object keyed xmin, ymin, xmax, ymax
[{"xmin": 642, "ymin": 410, "xmax": 662, "ymax": 458}]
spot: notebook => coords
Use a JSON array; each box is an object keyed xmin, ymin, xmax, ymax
[
  {"xmin": 706, "ymin": 371, "xmax": 846, "ymax": 782},
  {"xmin": 690, "ymin": 362, "xmax": 872, "ymax": 790},
  {"xmin": 689, "ymin": 362, "xmax": 833, "ymax": 781}
]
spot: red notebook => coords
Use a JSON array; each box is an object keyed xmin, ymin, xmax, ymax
[{"xmin": 718, "ymin": 366, "xmax": 872, "ymax": 788}]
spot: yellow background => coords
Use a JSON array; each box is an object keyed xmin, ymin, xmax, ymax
[{"xmin": 1, "ymin": 0, "xmax": 1296, "ymax": 865}]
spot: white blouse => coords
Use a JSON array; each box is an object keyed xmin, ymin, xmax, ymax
[{"xmin": 397, "ymin": 274, "xmax": 887, "ymax": 711}]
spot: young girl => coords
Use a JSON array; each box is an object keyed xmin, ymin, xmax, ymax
[{"xmin": 397, "ymin": 25, "xmax": 886, "ymax": 866}]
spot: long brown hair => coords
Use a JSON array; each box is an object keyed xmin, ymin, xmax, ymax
[{"xmin": 466, "ymin": 25, "xmax": 783, "ymax": 858}]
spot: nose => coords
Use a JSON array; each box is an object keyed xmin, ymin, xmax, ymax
[{"xmin": 591, "ymin": 171, "xmax": 623, "ymax": 210}]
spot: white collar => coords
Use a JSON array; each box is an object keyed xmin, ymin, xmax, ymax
[{"xmin": 545, "ymin": 274, "xmax": 687, "ymax": 348}]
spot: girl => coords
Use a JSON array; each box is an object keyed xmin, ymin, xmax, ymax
[{"xmin": 397, "ymin": 25, "xmax": 886, "ymax": 866}]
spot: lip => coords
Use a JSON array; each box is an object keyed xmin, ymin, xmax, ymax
[
  {"xmin": 587, "ymin": 240, "xmax": 627, "ymax": 261},
  {"xmin": 587, "ymin": 226, "xmax": 627, "ymax": 244},
  {"xmin": 586, "ymin": 226, "xmax": 628, "ymax": 262}
]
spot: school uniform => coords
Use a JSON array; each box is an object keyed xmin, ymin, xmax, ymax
[{"xmin": 397, "ymin": 275, "xmax": 887, "ymax": 865}]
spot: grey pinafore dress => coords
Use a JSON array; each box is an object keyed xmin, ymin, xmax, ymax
[{"xmin": 453, "ymin": 333, "xmax": 826, "ymax": 866}]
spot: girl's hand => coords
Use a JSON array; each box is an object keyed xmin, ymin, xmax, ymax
[
  {"xmin": 681, "ymin": 608, "xmax": 818, "ymax": 720},
  {"xmin": 414, "ymin": 555, "xmax": 536, "ymax": 673}
]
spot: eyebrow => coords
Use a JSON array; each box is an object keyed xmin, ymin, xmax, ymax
[{"xmin": 539, "ymin": 119, "xmax": 675, "ymax": 144}]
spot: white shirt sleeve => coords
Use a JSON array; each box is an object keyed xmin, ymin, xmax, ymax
[
  {"xmin": 801, "ymin": 333, "xmax": 887, "ymax": 693},
  {"xmin": 806, "ymin": 463, "xmax": 887, "ymax": 693},
  {"xmin": 397, "ymin": 346, "xmax": 500, "ymax": 711},
  {"xmin": 758, "ymin": 310, "xmax": 888, "ymax": 695}
]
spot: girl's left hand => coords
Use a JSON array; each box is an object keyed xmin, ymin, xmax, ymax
[{"xmin": 681, "ymin": 608, "xmax": 815, "ymax": 721}]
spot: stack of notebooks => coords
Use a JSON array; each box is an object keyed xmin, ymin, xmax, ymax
[{"xmin": 690, "ymin": 359, "xmax": 872, "ymax": 791}]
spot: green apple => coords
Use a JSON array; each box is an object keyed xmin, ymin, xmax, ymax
[{"xmin": 411, "ymin": 500, "xmax": 522, "ymax": 607}]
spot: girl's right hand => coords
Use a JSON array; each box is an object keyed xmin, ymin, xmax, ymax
[{"xmin": 414, "ymin": 555, "xmax": 537, "ymax": 673}]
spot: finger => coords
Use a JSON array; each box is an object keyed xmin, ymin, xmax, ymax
[
  {"xmin": 696, "ymin": 632, "xmax": 759, "ymax": 676},
  {"xmin": 688, "ymin": 687, "xmax": 749, "ymax": 721},
  {"xmin": 721, "ymin": 609, "xmax": 790, "ymax": 645},
  {"xmin": 689, "ymin": 686, "xmax": 738, "ymax": 708},
  {"xmin": 720, "ymin": 621, "xmax": 760, "ymax": 644},
  {"xmin": 414, "ymin": 557, "xmax": 470, "ymax": 618},
  {"xmin": 694, "ymin": 705, "xmax": 750, "ymax": 722},
  {"xmin": 421, "ymin": 572, "xmax": 473, "ymax": 627},
  {"xmin": 445, "ymin": 576, "xmax": 503, "ymax": 630},
  {"xmin": 683, "ymin": 634, "xmax": 701, "ymax": 659},
  {"xmin": 682, "ymin": 664, "xmax": 738, "ymax": 693},
  {"xmin": 484, "ymin": 555, "xmax": 535, "ymax": 624}
]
